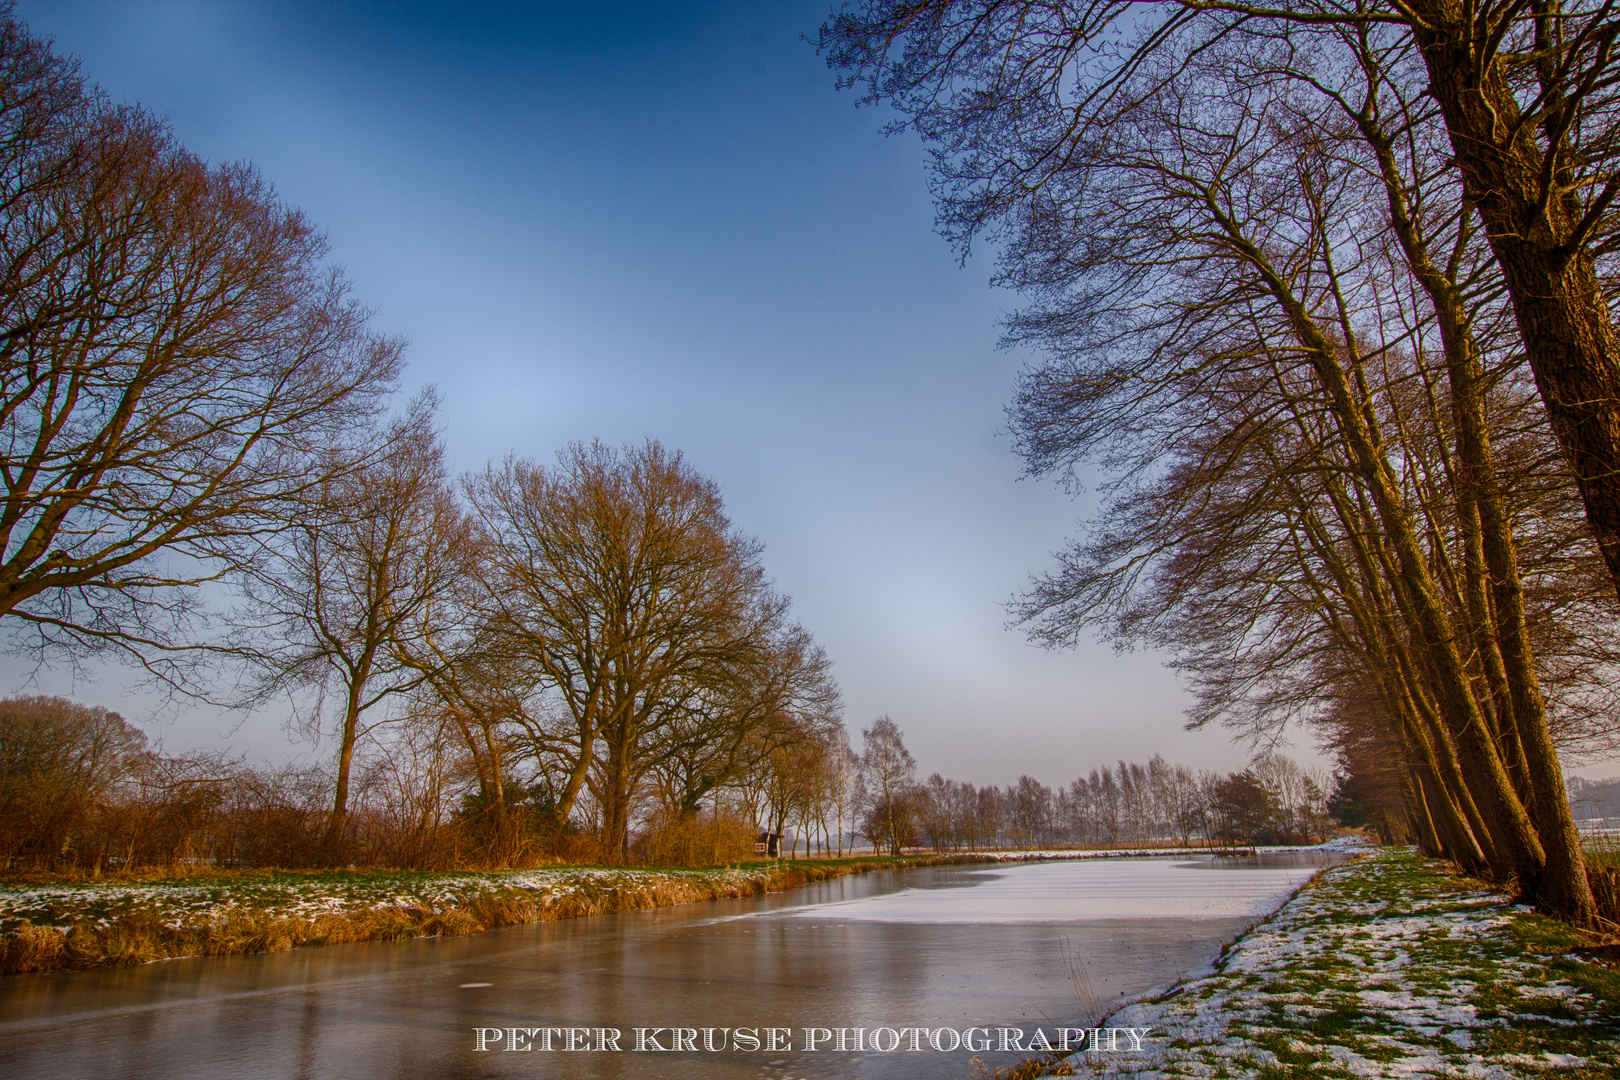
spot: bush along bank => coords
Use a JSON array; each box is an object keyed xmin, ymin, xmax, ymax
[
  {"xmin": 1004, "ymin": 847, "xmax": 1619, "ymax": 1079},
  {"xmin": 0, "ymin": 852, "xmax": 1035, "ymax": 975}
]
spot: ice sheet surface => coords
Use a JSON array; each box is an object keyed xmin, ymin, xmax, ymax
[{"xmin": 788, "ymin": 857, "xmax": 1321, "ymax": 922}]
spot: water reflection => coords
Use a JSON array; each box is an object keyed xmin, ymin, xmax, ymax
[{"xmin": 0, "ymin": 853, "xmax": 1348, "ymax": 1079}]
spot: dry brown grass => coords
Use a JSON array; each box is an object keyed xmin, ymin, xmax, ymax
[
  {"xmin": 970, "ymin": 1053, "xmax": 1075, "ymax": 1078},
  {"xmin": 1, "ymin": 921, "xmax": 66, "ymax": 973},
  {"xmin": 2, "ymin": 903, "xmax": 503, "ymax": 974}
]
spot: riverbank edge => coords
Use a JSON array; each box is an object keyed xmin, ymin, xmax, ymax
[
  {"xmin": 0, "ymin": 846, "xmax": 1236, "ymax": 976},
  {"xmin": 1002, "ymin": 847, "xmax": 1620, "ymax": 1079}
]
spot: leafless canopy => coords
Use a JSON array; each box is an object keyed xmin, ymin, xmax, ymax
[
  {"xmin": 466, "ymin": 439, "xmax": 841, "ymax": 863},
  {"xmin": 0, "ymin": 15, "xmax": 403, "ymax": 669}
]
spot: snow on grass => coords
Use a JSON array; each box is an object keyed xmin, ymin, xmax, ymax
[
  {"xmin": 0, "ymin": 864, "xmax": 768, "ymax": 936},
  {"xmin": 1044, "ymin": 847, "xmax": 1620, "ymax": 1079}
]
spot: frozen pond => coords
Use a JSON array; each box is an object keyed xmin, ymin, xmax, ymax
[
  {"xmin": 781, "ymin": 854, "xmax": 1328, "ymax": 922},
  {"xmin": 0, "ymin": 851, "xmax": 1348, "ymax": 1079}
]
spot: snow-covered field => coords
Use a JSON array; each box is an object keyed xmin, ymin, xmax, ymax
[{"xmin": 788, "ymin": 857, "xmax": 1326, "ymax": 922}]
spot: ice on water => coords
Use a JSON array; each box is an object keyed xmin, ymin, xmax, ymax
[{"xmin": 788, "ymin": 858, "xmax": 1320, "ymax": 922}]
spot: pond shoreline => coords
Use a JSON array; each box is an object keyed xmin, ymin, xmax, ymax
[
  {"xmin": 1010, "ymin": 847, "xmax": 1619, "ymax": 1078},
  {"xmin": 0, "ymin": 845, "xmax": 1293, "ymax": 976}
]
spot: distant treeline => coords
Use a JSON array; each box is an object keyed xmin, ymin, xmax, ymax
[
  {"xmin": 812, "ymin": 718, "xmax": 1336, "ymax": 858},
  {"xmin": 1569, "ymin": 777, "xmax": 1620, "ymax": 825},
  {"xmin": 904, "ymin": 755, "xmax": 1332, "ymax": 853}
]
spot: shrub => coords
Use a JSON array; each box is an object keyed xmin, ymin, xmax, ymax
[{"xmin": 633, "ymin": 807, "xmax": 757, "ymax": 867}]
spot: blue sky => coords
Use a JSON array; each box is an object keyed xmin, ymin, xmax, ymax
[{"xmin": 6, "ymin": 0, "xmax": 1297, "ymax": 785}]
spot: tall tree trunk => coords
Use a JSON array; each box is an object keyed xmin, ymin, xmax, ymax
[
  {"xmin": 1222, "ymin": 217, "xmax": 1551, "ymax": 891},
  {"xmin": 1456, "ymin": 341, "xmax": 1595, "ymax": 921},
  {"xmin": 1252, "ymin": 271, "xmax": 1543, "ymax": 887},
  {"xmin": 1407, "ymin": 769, "xmax": 1444, "ymax": 858},
  {"xmin": 1362, "ymin": 106, "xmax": 1598, "ymax": 920},
  {"xmin": 602, "ymin": 724, "xmax": 632, "ymax": 864},
  {"xmin": 1396, "ymin": 697, "xmax": 1489, "ymax": 875},
  {"xmin": 323, "ymin": 671, "xmax": 370, "ymax": 865},
  {"xmin": 1410, "ymin": 7, "xmax": 1620, "ymax": 618}
]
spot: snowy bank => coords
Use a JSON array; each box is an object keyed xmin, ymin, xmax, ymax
[{"xmin": 1023, "ymin": 847, "xmax": 1618, "ymax": 1078}]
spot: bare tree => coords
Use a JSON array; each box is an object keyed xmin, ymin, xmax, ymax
[
  {"xmin": 649, "ymin": 621, "xmax": 842, "ymax": 822},
  {"xmin": 760, "ymin": 731, "xmax": 830, "ymax": 857},
  {"xmin": 386, "ymin": 507, "xmax": 535, "ymax": 861},
  {"xmin": 1008, "ymin": 774, "xmax": 1053, "ymax": 848},
  {"xmin": 1212, "ymin": 771, "xmax": 1279, "ymax": 849},
  {"xmin": 467, "ymin": 440, "xmax": 797, "ymax": 863},
  {"xmin": 0, "ymin": 16, "xmax": 402, "ymax": 669},
  {"xmin": 825, "ymin": 730, "xmax": 858, "ymax": 856},
  {"xmin": 238, "ymin": 401, "xmax": 459, "ymax": 861},
  {"xmin": 348, "ymin": 710, "xmax": 464, "ymax": 868},
  {"xmin": 1162, "ymin": 762, "xmax": 1207, "ymax": 848},
  {"xmin": 1253, "ymin": 752, "xmax": 1310, "ymax": 843},
  {"xmin": 976, "ymin": 783, "xmax": 1006, "ymax": 849},
  {"xmin": 918, "ymin": 772, "xmax": 956, "ymax": 851},
  {"xmin": 857, "ymin": 715, "xmax": 918, "ymax": 855},
  {"xmin": 825, "ymin": 0, "xmax": 1620, "ymax": 603}
]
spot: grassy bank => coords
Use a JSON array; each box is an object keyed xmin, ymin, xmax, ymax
[
  {"xmin": 0, "ymin": 852, "xmax": 1018, "ymax": 975},
  {"xmin": 1006, "ymin": 847, "xmax": 1618, "ymax": 1079}
]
